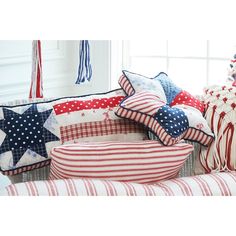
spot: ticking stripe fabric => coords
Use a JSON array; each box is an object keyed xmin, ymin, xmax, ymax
[
  {"xmin": 29, "ymin": 40, "xmax": 43, "ymax": 99},
  {"xmin": 1, "ymin": 172, "xmax": 236, "ymax": 196},
  {"xmin": 75, "ymin": 40, "xmax": 92, "ymax": 84},
  {"xmin": 49, "ymin": 140, "xmax": 194, "ymax": 184}
]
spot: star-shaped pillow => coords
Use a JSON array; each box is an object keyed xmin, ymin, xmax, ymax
[
  {"xmin": 117, "ymin": 70, "xmax": 214, "ymax": 146},
  {"xmin": 119, "ymin": 70, "xmax": 167, "ymax": 102},
  {"xmin": 0, "ymin": 104, "xmax": 60, "ymax": 175}
]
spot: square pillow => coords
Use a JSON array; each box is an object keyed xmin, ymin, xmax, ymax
[
  {"xmin": 0, "ymin": 101, "xmax": 60, "ymax": 175},
  {"xmin": 52, "ymin": 89, "xmax": 148, "ymax": 144},
  {"xmin": 49, "ymin": 140, "xmax": 194, "ymax": 184},
  {"xmin": 117, "ymin": 70, "xmax": 214, "ymax": 146}
]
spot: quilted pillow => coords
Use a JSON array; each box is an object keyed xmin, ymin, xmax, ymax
[
  {"xmin": 52, "ymin": 89, "xmax": 148, "ymax": 144},
  {"xmin": 49, "ymin": 140, "xmax": 194, "ymax": 184},
  {"xmin": 0, "ymin": 89, "xmax": 147, "ymax": 176},
  {"xmin": 196, "ymin": 85, "xmax": 236, "ymax": 174},
  {"xmin": 118, "ymin": 71, "xmax": 214, "ymax": 146},
  {"xmin": 0, "ymin": 101, "xmax": 60, "ymax": 175}
]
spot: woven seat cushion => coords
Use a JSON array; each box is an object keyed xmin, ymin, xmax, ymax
[
  {"xmin": 1, "ymin": 172, "xmax": 236, "ymax": 196},
  {"xmin": 49, "ymin": 140, "xmax": 193, "ymax": 184}
]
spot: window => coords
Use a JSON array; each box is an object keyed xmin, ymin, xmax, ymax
[{"xmin": 112, "ymin": 40, "xmax": 236, "ymax": 95}]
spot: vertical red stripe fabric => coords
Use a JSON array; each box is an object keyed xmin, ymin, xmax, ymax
[{"xmin": 29, "ymin": 40, "xmax": 43, "ymax": 99}]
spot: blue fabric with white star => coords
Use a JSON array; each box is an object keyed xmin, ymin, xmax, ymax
[{"xmin": 0, "ymin": 104, "xmax": 59, "ymax": 166}]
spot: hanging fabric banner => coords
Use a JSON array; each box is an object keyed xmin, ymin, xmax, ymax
[
  {"xmin": 29, "ymin": 40, "xmax": 43, "ymax": 98},
  {"xmin": 75, "ymin": 40, "xmax": 92, "ymax": 84}
]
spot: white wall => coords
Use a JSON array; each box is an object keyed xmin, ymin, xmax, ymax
[{"xmin": 0, "ymin": 40, "xmax": 111, "ymax": 103}]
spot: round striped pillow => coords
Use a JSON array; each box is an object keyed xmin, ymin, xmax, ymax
[{"xmin": 49, "ymin": 140, "xmax": 193, "ymax": 184}]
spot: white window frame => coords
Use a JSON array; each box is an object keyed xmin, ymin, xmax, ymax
[{"xmin": 110, "ymin": 40, "xmax": 234, "ymax": 93}]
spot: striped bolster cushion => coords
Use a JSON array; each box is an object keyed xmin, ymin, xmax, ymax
[
  {"xmin": 49, "ymin": 140, "xmax": 194, "ymax": 184},
  {"xmin": 1, "ymin": 172, "xmax": 236, "ymax": 196}
]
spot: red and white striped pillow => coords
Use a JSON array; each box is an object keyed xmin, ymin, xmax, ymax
[
  {"xmin": 2, "ymin": 172, "xmax": 236, "ymax": 196},
  {"xmin": 49, "ymin": 140, "xmax": 194, "ymax": 184},
  {"xmin": 52, "ymin": 89, "xmax": 148, "ymax": 144}
]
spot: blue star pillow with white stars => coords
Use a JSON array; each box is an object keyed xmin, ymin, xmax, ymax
[{"xmin": 0, "ymin": 103, "xmax": 60, "ymax": 175}]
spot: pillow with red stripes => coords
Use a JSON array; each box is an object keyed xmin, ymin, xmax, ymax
[
  {"xmin": 2, "ymin": 172, "xmax": 236, "ymax": 196},
  {"xmin": 52, "ymin": 89, "xmax": 148, "ymax": 144},
  {"xmin": 117, "ymin": 71, "xmax": 214, "ymax": 146},
  {"xmin": 49, "ymin": 140, "xmax": 194, "ymax": 184}
]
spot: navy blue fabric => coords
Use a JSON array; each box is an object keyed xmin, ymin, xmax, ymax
[
  {"xmin": 154, "ymin": 105, "xmax": 189, "ymax": 138},
  {"xmin": 0, "ymin": 105, "xmax": 59, "ymax": 166},
  {"xmin": 76, "ymin": 40, "xmax": 92, "ymax": 84}
]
